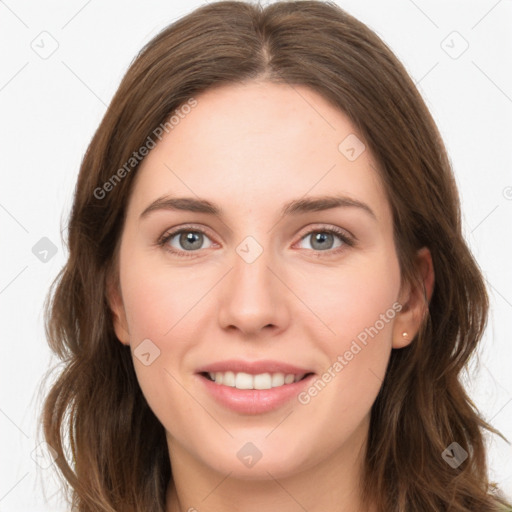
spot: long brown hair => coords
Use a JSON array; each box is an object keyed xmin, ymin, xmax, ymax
[{"xmin": 40, "ymin": 1, "xmax": 512, "ymax": 510}]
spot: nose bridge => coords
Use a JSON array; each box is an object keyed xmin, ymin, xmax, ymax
[
  {"xmin": 217, "ymin": 233, "xmax": 287, "ymax": 334},
  {"xmin": 231, "ymin": 234, "xmax": 277, "ymax": 305},
  {"xmin": 234, "ymin": 239, "xmax": 273, "ymax": 289}
]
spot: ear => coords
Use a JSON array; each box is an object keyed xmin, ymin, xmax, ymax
[
  {"xmin": 106, "ymin": 273, "xmax": 131, "ymax": 346},
  {"xmin": 392, "ymin": 247, "xmax": 435, "ymax": 349}
]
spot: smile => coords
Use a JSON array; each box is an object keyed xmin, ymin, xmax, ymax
[
  {"xmin": 195, "ymin": 361, "xmax": 316, "ymax": 414},
  {"xmin": 203, "ymin": 371, "xmax": 312, "ymax": 390}
]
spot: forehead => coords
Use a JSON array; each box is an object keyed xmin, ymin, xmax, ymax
[{"xmin": 129, "ymin": 81, "xmax": 390, "ymax": 223}]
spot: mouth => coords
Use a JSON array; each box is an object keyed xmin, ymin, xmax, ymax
[
  {"xmin": 194, "ymin": 359, "xmax": 317, "ymax": 414},
  {"xmin": 197, "ymin": 369, "xmax": 316, "ymax": 414},
  {"xmin": 199, "ymin": 371, "xmax": 315, "ymax": 390}
]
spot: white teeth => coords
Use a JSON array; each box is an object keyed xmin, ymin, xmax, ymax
[
  {"xmin": 235, "ymin": 372, "xmax": 254, "ymax": 389},
  {"xmin": 284, "ymin": 374, "xmax": 295, "ymax": 384},
  {"xmin": 207, "ymin": 371, "xmax": 307, "ymax": 390},
  {"xmin": 222, "ymin": 371, "xmax": 235, "ymax": 387},
  {"xmin": 254, "ymin": 373, "xmax": 272, "ymax": 390},
  {"xmin": 271, "ymin": 373, "xmax": 285, "ymax": 387}
]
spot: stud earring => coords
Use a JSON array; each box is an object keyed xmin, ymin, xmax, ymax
[{"xmin": 402, "ymin": 332, "xmax": 409, "ymax": 339}]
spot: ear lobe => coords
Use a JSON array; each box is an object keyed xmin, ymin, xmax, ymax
[
  {"xmin": 106, "ymin": 275, "xmax": 130, "ymax": 346},
  {"xmin": 392, "ymin": 247, "xmax": 435, "ymax": 348}
]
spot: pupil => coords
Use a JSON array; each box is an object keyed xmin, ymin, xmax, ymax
[
  {"xmin": 181, "ymin": 231, "xmax": 202, "ymax": 250},
  {"xmin": 312, "ymin": 232, "xmax": 332, "ymax": 250}
]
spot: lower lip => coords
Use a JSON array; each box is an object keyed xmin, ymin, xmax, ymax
[{"xmin": 197, "ymin": 373, "xmax": 315, "ymax": 414}]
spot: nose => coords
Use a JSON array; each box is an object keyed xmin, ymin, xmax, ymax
[{"xmin": 217, "ymin": 245, "xmax": 290, "ymax": 338}]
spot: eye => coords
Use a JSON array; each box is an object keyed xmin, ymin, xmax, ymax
[
  {"xmin": 158, "ymin": 226, "xmax": 214, "ymax": 258},
  {"xmin": 296, "ymin": 226, "xmax": 354, "ymax": 254},
  {"xmin": 157, "ymin": 224, "xmax": 355, "ymax": 258}
]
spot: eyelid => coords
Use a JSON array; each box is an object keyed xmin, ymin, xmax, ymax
[
  {"xmin": 157, "ymin": 222, "xmax": 356, "ymax": 257},
  {"xmin": 156, "ymin": 223, "xmax": 218, "ymax": 253},
  {"xmin": 294, "ymin": 223, "xmax": 355, "ymax": 244}
]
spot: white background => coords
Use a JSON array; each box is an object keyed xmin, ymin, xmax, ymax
[{"xmin": 1, "ymin": 0, "xmax": 511, "ymax": 510}]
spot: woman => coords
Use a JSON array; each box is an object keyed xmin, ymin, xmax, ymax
[{"xmin": 40, "ymin": 1, "xmax": 512, "ymax": 511}]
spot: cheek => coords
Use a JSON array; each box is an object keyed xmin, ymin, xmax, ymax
[
  {"xmin": 300, "ymin": 250, "xmax": 401, "ymax": 349},
  {"xmin": 119, "ymin": 249, "xmax": 214, "ymax": 342},
  {"xmin": 118, "ymin": 258, "xmax": 210, "ymax": 426},
  {"xmin": 294, "ymin": 249, "xmax": 401, "ymax": 408},
  {"xmin": 118, "ymin": 249, "xmax": 226, "ymax": 408}
]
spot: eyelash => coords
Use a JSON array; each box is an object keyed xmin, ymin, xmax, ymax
[{"xmin": 156, "ymin": 224, "xmax": 355, "ymax": 259}]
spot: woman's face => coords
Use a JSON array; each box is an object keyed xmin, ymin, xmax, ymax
[{"xmin": 109, "ymin": 81, "xmax": 427, "ymax": 481}]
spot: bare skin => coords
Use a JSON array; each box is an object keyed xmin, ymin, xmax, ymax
[{"xmin": 108, "ymin": 80, "xmax": 434, "ymax": 512}]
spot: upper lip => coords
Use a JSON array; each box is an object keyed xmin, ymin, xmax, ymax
[{"xmin": 196, "ymin": 359, "xmax": 315, "ymax": 375}]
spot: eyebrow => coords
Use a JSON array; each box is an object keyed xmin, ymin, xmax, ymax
[{"xmin": 139, "ymin": 194, "xmax": 377, "ymax": 221}]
